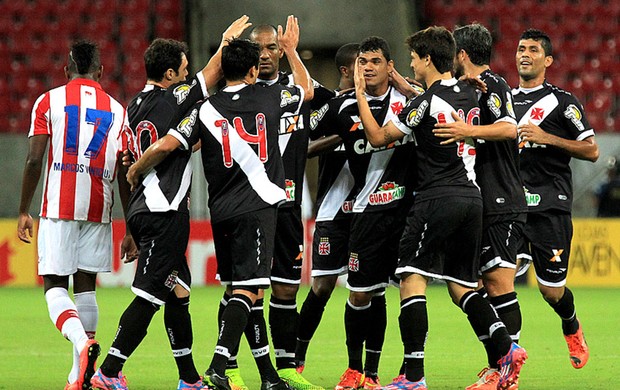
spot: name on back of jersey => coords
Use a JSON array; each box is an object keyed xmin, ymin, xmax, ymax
[{"xmin": 52, "ymin": 162, "xmax": 112, "ymax": 179}]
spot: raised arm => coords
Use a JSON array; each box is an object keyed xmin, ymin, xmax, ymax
[
  {"xmin": 278, "ymin": 15, "xmax": 314, "ymax": 101},
  {"xmin": 354, "ymin": 58, "xmax": 405, "ymax": 147},
  {"xmin": 433, "ymin": 111, "xmax": 517, "ymax": 145},
  {"xmin": 518, "ymin": 120, "xmax": 599, "ymax": 162},
  {"xmin": 201, "ymin": 15, "xmax": 253, "ymax": 89},
  {"xmin": 17, "ymin": 134, "xmax": 48, "ymax": 243}
]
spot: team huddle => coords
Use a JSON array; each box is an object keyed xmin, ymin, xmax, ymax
[{"xmin": 17, "ymin": 13, "xmax": 597, "ymax": 390}]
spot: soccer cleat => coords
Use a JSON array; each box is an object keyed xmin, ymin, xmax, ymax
[
  {"xmin": 564, "ymin": 320, "xmax": 589, "ymax": 369},
  {"xmin": 278, "ymin": 368, "xmax": 324, "ymax": 390},
  {"xmin": 464, "ymin": 367, "xmax": 500, "ymax": 390},
  {"xmin": 497, "ymin": 342, "xmax": 527, "ymax": 390},
  {"xmin": 178, "ymin": 378, "xmax": 203, "ymax": 389},
  {"xmin": 261, "ymin": 379, "xmax": 294, "ymax": 390},
  {"xmin": 225, "ymin": 368, "xmax": 249, "ymax": 390},
  {"xmin": 362, "ymin": 375, "xmax": 381, "ymax": 389},
  {"xmin": 78, "ymin": 339, "xmax": 101, "ymax": 390},
  {"xmin": 295, "ymin": 361, "xmax": 305, "ymax": 374},
  {"xmin": 204, "ymin": 369, "xmax": 242, "ymax": 390},
  {"xmin": 380, "ymin": 375, "xmax": 427, "ymax": 390},
  {"xmin": 90, "ymin": 369, "xmax": 128, "ymax": 390},
  {"xmin": 64, "ymin": 382, "xmax": 79, "ymax": 390},
  {"xmin": 334, "ymin": 368, "xmax": 364, "ymax": 390}
]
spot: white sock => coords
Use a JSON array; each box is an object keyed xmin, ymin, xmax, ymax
[
  {"xmin": 45, "ymin": 287, "xmax": 88, "ymax": 354},
  {"xmin": 68, "ymin": 291, "xmax": 99, "ymax": 383}
]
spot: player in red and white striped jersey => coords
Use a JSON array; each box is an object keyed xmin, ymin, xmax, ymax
[{"xmin": 17, "ymin": 40, "xmax": 137, "ymax": 390}]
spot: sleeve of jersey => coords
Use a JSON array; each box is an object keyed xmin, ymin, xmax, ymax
[
  {"xmin": 562, "ymin": 95, "xmax": 595, "ymax": 141},
  {"xmin": 309, "ymin": 100, "xmax": 338, "ymax": 140},
  {"xmin": 393, "ymin": 98, "xmax": 424, "ymax": 135},
  {"xmin": 168, "ymin": 106, "xmax": 201, "ymax": 151},
  {"xmin": 196, "ymin": 72, "xmax": 209, "ymax": 98},
  {"xmin": 28, "ymin": 92, "xmax": 51, "ymax": 137},
  {"xmin": 310, "ymin": 83, "xmax": 336, "ymax": 109},
  {"xmin": 485, "ymin": 80, "xmax": 517, "ymax": 125}
]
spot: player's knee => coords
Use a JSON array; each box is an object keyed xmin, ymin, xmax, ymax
[
  {"xmin": 538, "ymin": 284, "xmax": 563, "ymax": 304},
  {"xmin": 272, "ymin": 282, "xmax": 299, "ymax": 300},
  {"xmin": 173, "ymin": 284, "xmax": 190, "ymax": 299},
  {"xmin": 349, "ymin": 291, "xmax": 372, "ymax": 307},
  {"xmin": 312, "ymin": 277, "xmax": 337, "ymax": 298}
]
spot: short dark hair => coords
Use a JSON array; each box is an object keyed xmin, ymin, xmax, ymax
[
  {"xmin": 67, "ymin": 40, "xmax": 100, "ymax": 75},
  {"xmin": 453, "ymin": 23, "xmax": 492, "ymax": 66},
  {"xmin": 144, "ymin": 38, "xmax": 189, "ymax": 81},
  {"xmin": 406, "ymin": 26, "xmax": 455, "ymax": 74},
  {"xmin": 335, "ymin": 43, "xmax": 360, "ymax": 69},
  {"xmin": 359, "ymin": 36, "xmax": 391, "ymax": 62},
  {"xmin": 520, "ymin": 28, "xmax": 553, "ymax": 56},
  {"xmin": 222, "ymin": 38, "xmax": 260, "ymax": 81}
]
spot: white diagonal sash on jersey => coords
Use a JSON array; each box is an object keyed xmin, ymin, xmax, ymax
[
  {"xmin": 142, "ymin": 161, "xmax": 193, "ymax": 212},
  {"xmin": 202, "ymin": 103, "xmax": 286, "ymax": 206},
  {"xmin": 316, "ymin": 160, "xmax": 354, "ymax": 221},
  {"xmin": 353, "ymin": 89, "xmax": 407, "ymax": 212},
  {"xmin": 516, "ymin": 93, "xmax": 558, "ymax": 127}
]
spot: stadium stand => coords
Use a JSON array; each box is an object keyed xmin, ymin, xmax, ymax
[{"xmin": 0, "ymin": 0, "xmax": 184, "ymax": 133}]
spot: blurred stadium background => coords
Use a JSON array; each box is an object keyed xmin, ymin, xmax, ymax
[{"xmin": 0, "ymin": 0, "xmax": 618, "ymax": 287}]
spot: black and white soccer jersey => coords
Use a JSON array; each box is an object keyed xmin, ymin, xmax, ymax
[
  {"xmin": 126, "ymin": 73, "xmax": 208, "ymax": 219},
  {"xmin": 394, "ymin": 78, "xmax": 480, "ymax": 201},
  {"xmin": 476, "ymin": 69, "xmax": 527, "ymax": 216},
  {"xmin": 257, "ymin": 72, "xmax": 334, "ymax": 207},
  {"xmin": 313, "ymin": 146, "xmax": 355, "ymax": 222},
  {"xmin": 170, "ymin": 83, "xmax": 305, "ymax": 223},
  {"xmin": 312, "ymin": 86, "xmax": 414, "ymax": 213},
  {"xmin": 513, "ymin": 81, "xmax": 595, "ymax": 213}
]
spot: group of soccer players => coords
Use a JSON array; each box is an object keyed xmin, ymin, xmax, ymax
[{"xmin": 17, "ymin": 11, "xmax": 596, "ymax": 390}]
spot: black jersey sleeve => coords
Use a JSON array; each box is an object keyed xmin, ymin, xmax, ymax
[
  {"xmin": 480, "ymin": 71, "xmax": 517, "ymax": 125},
  {"xmin": 168, "ymin": 104, "xmax": 202, "ymax": 151},
  {"xmin": 559, "ymin": 93, "xmax": 594, "ymax": 140},
  {"xmin": 166, "ymin": 73, "xmax": 209, "ymax": 117},
  {"xmin": 309, "ymin": 98, "xmax": 342, "ymax": 140}
]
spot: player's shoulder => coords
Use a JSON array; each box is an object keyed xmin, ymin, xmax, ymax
[
  {"xmin": 481, "ymin": 69, "xmax": 511, "ymax": 90},
  {"xmin": 545, "ymin": 81, "xmax": 581, "ymax": 104}
]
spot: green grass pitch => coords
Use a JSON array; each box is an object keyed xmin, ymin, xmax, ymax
[{"xmin": 0, "ymin": 285, "xmax": 618, "ymax": 389}]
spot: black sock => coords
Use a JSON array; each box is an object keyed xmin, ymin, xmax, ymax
[
  {"xmin": 100, "ymin": 296, "xmax": 159, "ymax": 377},
  {"xmin": 460, "ymin": 291, "xmax": 512, "ymax": 357},
  {"xmin": 550, "ymin": 287, "xmax": 579, "ymax": 335},
  {"xmin": 164, "ymin": 294, "xmax": 200, "ymax": 384},
  {"xmin": 364, "ymin": 293, "xmax": 386, "ymax": 378},
  {"xmin": 344, "ymin": 299, "xmax": 368, "ymax": 372},
  {"xmin": 485, "ymin": 292, "xmax": 521, "ymax": 368},
  {"xmin": 209, "ymin": 294, "xmax": 252, "ymax": 376},
  {"xmin": 269, "ymin": 296, "xmax": 299, "ymax": 370},
  {"xmin": 296, "ymin": 289, "xmax": 330, "ymax": 365},
  {"xmin": 400, "ymin": 295, "xmax": 427, "ymax": 383},
  {"xmin": 466, "ymin": 302, "xmax": 498, "ymax": 368},
  {"xmin": 245, "ymin": 299, "xmax": 279, "ymax": 383},
  {"xmin": 219, "ymin": 293, "xmax": 240, "ymax": 370}
]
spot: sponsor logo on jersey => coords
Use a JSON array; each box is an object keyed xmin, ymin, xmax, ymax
[
  {"xmin": 348, "ymin": 252, "xmax": 359, "ymax": 272},
  {"xmin": 505, "ymin": 92, "xmax": 515, "ymax": 118},
  {"xmin": 550, "ymin": 249, "xmax": 564, "ymax": 262},
  {"xmin": 280, "ymin": 90, "xmax": 300, "ymax": 107},
  {"xmin": 406, "ymin": 100, "xmax": 428, "ymax": 127},
  {"xmin": 164, "ymin": 270, "xmax": 179, "ymax": 289},
  {"xmin": 524, "ymin": 187, "xmax": 541, "ymax": 207},
  {"xmin": 487, "ymin": 93, "xmax": 502, "ymax": 118},
  {"xmin": 310, "ymin": 104, "xmax": 329, "ymax": 130},
  {"xmin": 563, "ymin": 104, "xmax": 585, "ymax": 131},
  {"xmin": 530, "ymin": 107, "xmax": 545, "ymax": 121},
  {"xmin": 318, "ymin": 237, "xmax": 331, "ymax": 256},
  {"xmin": 285, "ymin": 179, "xmax": 295, "ymax": 202},
  {"xmin": 341, "ymin": 200, "xmax": 354, "ymax": 213},
  {"xmin": 280, "ymin": 114, "xmax": 304, "ymax": 134},
  {"xmin": 352, "ymin": 133, "xmax": 414, "ymax": 155},
  {"xmin": 173, "ymin": 79, "xmax": 197, "ymax": 105},
  {"xmin": 368, "ymin": 182, "xmax": 405, "ymax": 206},
  {"xmin": 176, "ymin": 108, "xmax": 198, "ymax": 137}
]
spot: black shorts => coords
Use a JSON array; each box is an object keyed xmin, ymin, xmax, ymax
[
  {"xmin": 479, "ymin": 213, "xmax": 526, "ymax": 274},
  {"xmin": 271, "ymin": 205, "xmax": 304, "ymax": 284},
  {"xmin": 128, "ymin": 211, "xmax": 191, "ymax": 306},
  {"xmin": 311, "ymin": 217, "xmax": 351, "ymax": 277},
  {"xmin": 517, "ymin": 211, "xmax": 572, "ymax": 287},
  {"xmin": 397, "ymin": 196, "xmax": 483, "ymax": 288},
  {"xmin": 346, "ymin": 207, "xmax": 406, "ymax": 292},
  {"xmin": 213, "ymin": 207, "xmax": 276, "ymax": 290}
]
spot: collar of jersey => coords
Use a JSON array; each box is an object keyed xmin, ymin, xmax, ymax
[
  {"xmin": 439, "ymin": 78, "xmax": 458, "ymax": 86},
  {"xmin": 222, "ymin": 84, "xmax": 249, "ymax": 92},
  {"xmin": 514, "ymin": 83, "xmax": 545, "ymax": 94},
  {"xmin": 364, "ymin": 86, "xmax": 391, "ymax": 101},
  {"xmin": 256, "ymin": 77, "xmax": 279, "ymax": 86},
  {"xmin": 68, "ymin": 78, "xmax": 103, "ymax": 90}
]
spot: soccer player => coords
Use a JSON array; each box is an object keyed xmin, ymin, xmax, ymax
[
  {"xmin": 311, "ymin": 36, "xmax": 413, "ymax": 390},
  {"xmin": 90, "ymin": 17, "xmax": 252, "ymax": 390},
  {"xmin": 354, "ymin": 26, "xmax": 527, "ymax": 390},
  {"xmin": 513, "ymin": 29, "xmax": 598, "ymax": 369},
  {"xmin": 123, "ymin": 16, "xmax": 313, "ymax": 390},
  {"xmin": 294, "ymin": 43, "xmax": 359, "ymax": 373},
  {"xmin": 17, "ymin": 40, "xmax": 136, "ymax": 390},
  {"xmin": 432, "ymin": 23, "xmax": 527, "ymax": 390}
]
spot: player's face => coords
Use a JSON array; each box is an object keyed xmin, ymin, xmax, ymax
[
  {"xmin": 358, "ymin": 50, "xmax": 391, "ymax": 89},
  {"xmin": 251, "ymin": 30, "xmax": 283, "ymax": 80},
  {"xmin": 410, "ymin": 51, "xmax": 425, "ymax": 83},
  {"xmin": 171, "ymin": 54, "xmax": 189, "ymax": 83},
  {"xmin": 516, "ymin": 39, "xmax": 550, "ymax": 81}
]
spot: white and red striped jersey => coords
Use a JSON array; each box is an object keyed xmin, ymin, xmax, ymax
[{"xmin": 29, "ymin": 78, "xmax": 131, "ymax": 223}]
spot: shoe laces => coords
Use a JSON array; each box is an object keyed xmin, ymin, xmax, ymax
[{"xmin": 340, "ymin": 369, "xmax": 363, "ymax": 385}]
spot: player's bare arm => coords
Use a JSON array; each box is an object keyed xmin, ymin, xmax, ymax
[
  {"xmin": 434, "ymin": 111, "xmax": 516, "ymax": 144},
  {"xmin": 354, "ymin": 57, "xmax": 404, "ymax": 147},
  {"xmin": 17, "ymin": 134, "xmax": 48, "ymax": 243},
  {"xmin": 278, "ymin": 15, "xmax": 314, "ymax": 101},
  {"xmin": 126, "ymin": 135, "xmax": 182, "ymax": 191},
  {"xmin": 308, "ymin": 134, "xmax": 343, "ymax": 158},
  {"xmin": 518, "ymin": 120, "xmax": 599, "ymax": 162},
  {"xmin": 201, "ymin": 15, "xmax": 253, "ymax": 88}
]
